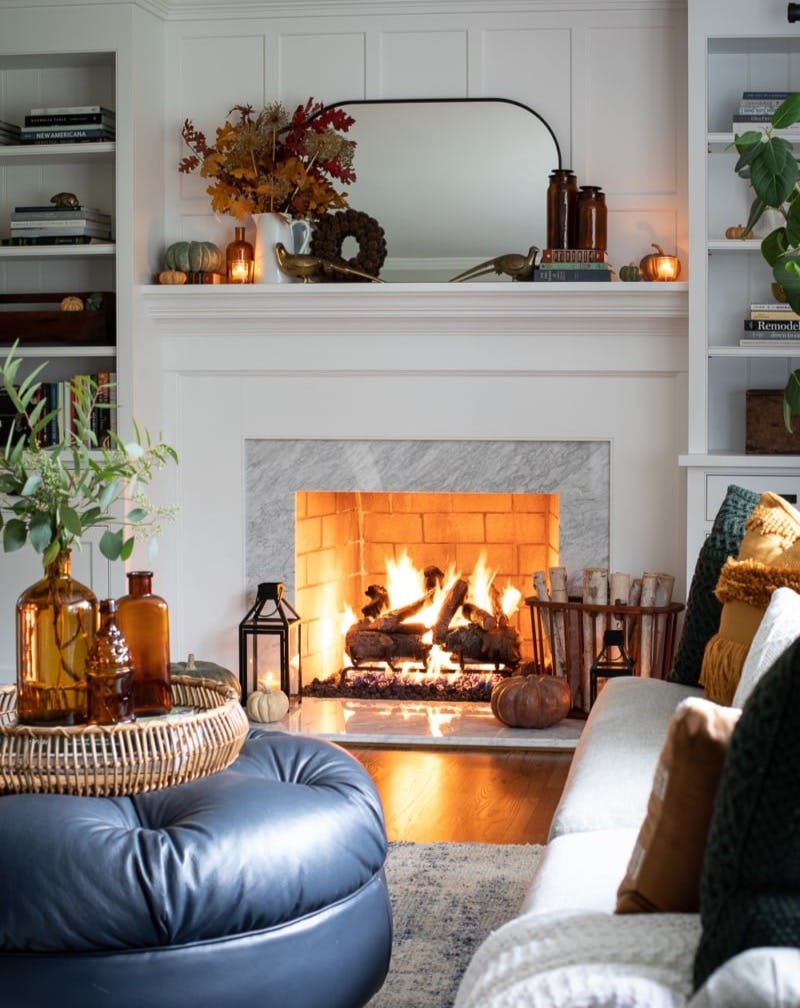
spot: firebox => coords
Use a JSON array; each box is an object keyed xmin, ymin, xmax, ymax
[{"xmin": 295, "ymin": 491, "xmax": 559, "ymax": 686}]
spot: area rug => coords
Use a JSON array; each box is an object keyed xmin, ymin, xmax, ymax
[{"xmin": 367, "ymin": 840, "xmax": 544, "ymax": 1008}]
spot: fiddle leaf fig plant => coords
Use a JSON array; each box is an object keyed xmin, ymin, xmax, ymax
[{"xmin": 732, "ymin": 92, "xmax": 800, "ymax": 431}]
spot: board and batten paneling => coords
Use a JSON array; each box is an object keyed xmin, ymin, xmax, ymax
[{"xmin": 165, "ymin": 4, "xmax": 687, "ymax": 274}]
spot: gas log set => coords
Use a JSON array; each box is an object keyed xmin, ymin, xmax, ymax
[{"xmin": 303, "ymin": 552, "xmax": 525, "ymax": 701}]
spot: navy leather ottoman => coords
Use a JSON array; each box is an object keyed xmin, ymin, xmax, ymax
[{"xmin": 0, "ymin": 730, "xmax": 392, "ymax": 1008}]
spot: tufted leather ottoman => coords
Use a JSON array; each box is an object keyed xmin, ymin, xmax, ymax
[{"xmin": 0, "ymin": 730, "xmax": 392, "ymax": 1008}]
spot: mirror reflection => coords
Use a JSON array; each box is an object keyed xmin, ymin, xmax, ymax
[{"xmin": 325, "ymin": 98, "xmax": 561, "ymax": 282}]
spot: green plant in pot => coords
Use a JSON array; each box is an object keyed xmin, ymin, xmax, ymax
[
  {"xmin": 0, "ymin": 344, "xmax": 177, "ymax": 725},
  {"xmin": 731, "ymin": 93, "xmax": 800, "ymax": 431}
]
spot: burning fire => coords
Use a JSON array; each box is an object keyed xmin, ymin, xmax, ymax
[{"xmin": 339, "ymin": 550, "xmax": 522, "ymax": 675}]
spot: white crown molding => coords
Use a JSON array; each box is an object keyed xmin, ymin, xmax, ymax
[{"xmin": 0, "ymin": 0, "xmax": 687, "ymax": 20}]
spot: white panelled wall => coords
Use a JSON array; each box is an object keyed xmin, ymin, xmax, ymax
[{"xmin": 0, "ymin": 0, "xmax": 689, "ymax": 682}]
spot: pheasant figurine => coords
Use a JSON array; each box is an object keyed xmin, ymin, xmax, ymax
[
  {"xmin": 450, "ymin": 246, "xmax": 539, "ymax": 283},
  {"xmin": 274, "ymin": 243, "xmax": 383, "ymax": 283}
]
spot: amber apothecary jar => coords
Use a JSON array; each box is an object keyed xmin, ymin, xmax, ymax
[
  {"xmin": 226, "ymin": 226, "xmax": 254, "ymax": 283},
  {"xmin": 546, "ymin": 169, "xmax": 578, "ymax": 249},
  {"xmin": 577, "ymin": 186, "xmax": 607, "ymax": 252},
  {"xmin": 86, "ymin": 599, "xmax": 136, "ymax": 725},
  {"xmin": 116, "ymin": 571, "xmax": 171, "ymax": 716},
  {"xmin": 15, "ymin": 551, "xmax": 98, "ymax": 725}
]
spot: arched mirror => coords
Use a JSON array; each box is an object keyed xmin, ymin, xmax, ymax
[{"xmin": 324, "ymin": 98, "xmax": 561, "ymax": 282}]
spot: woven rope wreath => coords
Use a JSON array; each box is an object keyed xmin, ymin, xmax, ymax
[{"xmin": 310, "ymin": 209, "xmax": 387, "ymax": 281}]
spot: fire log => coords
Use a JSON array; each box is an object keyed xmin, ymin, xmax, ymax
[
  {"xmin": 444, "ymin": 625, "xmax": 486, "ymax": 663},
  {"xmin": 362, "ymin": 584, "xmax": 390, "ymax": 619},
  {"xmin": 432, "ymin": 578, "xmax": 469, "ymax": 644},
  {"xmin": 462, "ymin": 602, "xmax": 498, "ymax": 632},
  {"xmin": 481, "ymin": 626, "xmax": 521, "ymax": 668},
  {"xmin": 424, "ymin": 565, "xmax": 445, "ymax": 590},
  {"xmin": 489, "ymin": 584, "xmax": 509, "ymax": 626},
  {"xmin": 346, "ymin": 622, "xmax": 395, "ymax": 664}
]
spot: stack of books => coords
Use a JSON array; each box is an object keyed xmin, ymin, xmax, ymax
[
  {"xmin": 0, "ymin": 373, "xmax": 116, "ymax": 449},
  {"xmin": 0, "ymin": 119, "xmax": 20, "ymax": 146},
  {"xmin": 740, "ymin": 302, "xmax": 800, "ymax": 347},
  {"xmin": 19, "ymin": 105, "xmax": 115, "ymax": 145},
  {"xmin": 534, "ymin": 249, "xmax": 612, "ymax": 282},
  {"xmin": 3, "ymin": 203, "xmax": 112, "ymax": 246},
  {"xmin": 732, "ymin": 92, "xmax": 800, "ymax": 138}
]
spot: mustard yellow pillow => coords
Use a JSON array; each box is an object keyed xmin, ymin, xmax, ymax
[
  {"xmin": 700, "ymin": 492, "xmax": 800, "ymax": 705},
  {"xmin": 616, "ymin": 697, "xmax": 741, "ymax": 914}
]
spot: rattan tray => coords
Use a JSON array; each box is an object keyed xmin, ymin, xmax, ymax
[{"xmin": 0, "ymin": 674, "xmax": 249, "ymax": 797}]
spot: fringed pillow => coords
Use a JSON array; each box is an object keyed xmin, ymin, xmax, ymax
[{"xmin": 700, "ymin": 492, "xmax": 800, "ymax": 705}]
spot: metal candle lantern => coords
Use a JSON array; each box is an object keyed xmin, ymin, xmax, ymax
[
  {"xmin": 589, "ymin": 628, "xmax": 635, "ymax": 708},
  {"xmin": 238, "ymin": 582, "xmax": 302, "ymax": 706}
]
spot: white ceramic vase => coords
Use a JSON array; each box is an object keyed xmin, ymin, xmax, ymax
[{"xmin": 252, "ymin": 212, "xmax": 312, "ymax": 284}]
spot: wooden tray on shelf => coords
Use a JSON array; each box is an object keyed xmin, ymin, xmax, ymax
[
  {"xmin": 0, "ymin": 674, "xmax": 249, "ymax": 797},
  {"xmin": 0, "ymin": 291, "xmax": 116, "ymax": 346}
]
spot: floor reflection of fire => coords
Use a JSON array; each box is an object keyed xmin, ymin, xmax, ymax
[{"xmin": 303, "ymin": 550, "xmax": 525, "ymax": 701}]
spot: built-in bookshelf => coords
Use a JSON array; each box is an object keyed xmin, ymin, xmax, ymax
[{"xmin": 683, "ymin": 0, "xmax": 800, "ymax": 576}]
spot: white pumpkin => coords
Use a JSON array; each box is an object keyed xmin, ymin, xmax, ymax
[{"xmin": 246, "ymin": 687, "xmax": 290, "ymax": 723}]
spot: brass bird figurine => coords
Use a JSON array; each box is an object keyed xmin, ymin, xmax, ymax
[
  {"xmin": 274, "ymin": 243, "xmax": 384, "ymax": 283},
  {"xmin": 450, "ymin": 246, "xmax": 539, "ymax": 283}
]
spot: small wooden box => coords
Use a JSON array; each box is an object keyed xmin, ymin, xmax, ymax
[{"xmin": 746, "ymin": 389, "xmax": 800, "ymax": 455}]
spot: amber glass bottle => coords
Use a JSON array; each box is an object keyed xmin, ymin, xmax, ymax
[
  {"xmin": 16, "ymin": 551, "xmax": 98, "ymax": 726},
  {"xmin": 86, "ymin": 599, "xmax": 135, "ymax": 725},
  {"xmin": 576, "ymin": 185, "xmax": 608, "ymax": 252},
  {"xmin": 546, "ymin": 169, "xmax": 578, "ymax": 249},
  {"xmin": 116, "ymin": 571, "xmax": 171, "ymax": 716}
]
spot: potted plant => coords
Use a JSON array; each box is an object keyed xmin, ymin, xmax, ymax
[
  {"xmin": 731, "ymin": 92, "xmax": 800, "ymax": 429},
  {"xmin": 0, "ymin": 343, "xmax": 177, "ymax": 724}
]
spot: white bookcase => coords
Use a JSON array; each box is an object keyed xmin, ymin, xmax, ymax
[{"xmin": 683, "ymin": 1, "xmax": 800, "ymax": 577}]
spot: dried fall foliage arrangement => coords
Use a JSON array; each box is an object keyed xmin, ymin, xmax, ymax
[{"xmin": 179, "ymin": 100, "xmax": 356, "ymax": 222}]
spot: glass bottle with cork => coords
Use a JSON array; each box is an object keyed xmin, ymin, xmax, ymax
[
  {"xmin": 86, "ymin": 598, "xmax": 135, "ymax": 725},
  {"xmin": 546, "ymin": 169, "xmax": 578, "ymax": 250},
  {"xmin": 116, "ymin": 571, "xmax": 172, "ymax": 715}
]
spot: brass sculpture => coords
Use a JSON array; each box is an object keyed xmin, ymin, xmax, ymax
[
  {"xmin": 274, "ymin": 243, "xmax": 384, "ymax": 283},
  {"xmin": 450, "ymin": 246, "xmax": 539, "ymax": 283}
]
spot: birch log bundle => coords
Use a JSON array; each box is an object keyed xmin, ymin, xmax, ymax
[{"xmin": 531, "ymin": 565, "xmax": 677, "ymax": 711}]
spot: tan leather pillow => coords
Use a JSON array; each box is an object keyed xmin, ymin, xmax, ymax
[{"xmin": 615, "ymin": 697, "xmax": 741, "ymax": 914}]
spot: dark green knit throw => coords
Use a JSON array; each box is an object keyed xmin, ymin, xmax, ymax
[{"xmin": 693, "ymin": 634, "xmax": 800, "ymax": 990}]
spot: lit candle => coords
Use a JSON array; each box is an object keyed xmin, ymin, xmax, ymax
[
  {"xmin": 656, "ymin": 257, "xmax": 680, "ymax": 281},
  {"xmin": 229, "ymin": 260, "xmax": 251, "ymax": 283}
]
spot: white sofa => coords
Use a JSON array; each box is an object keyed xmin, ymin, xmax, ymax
[{"xmin": 454, "ymin": 675, "xmax": 800, "ymax": 1007}]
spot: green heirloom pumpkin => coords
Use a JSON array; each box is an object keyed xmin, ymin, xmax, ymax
[
  {"xmin": 619, "ymin": 262, "xmax": 641, "ymax": 282},
  {"xmin": 165, "ymin": 240, "xmax": 224, "ymax": 274}
]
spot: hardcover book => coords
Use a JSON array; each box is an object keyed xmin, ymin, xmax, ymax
[
  {"xmin": 539, "ymin": 248, "xmax": 608, "ymax": 263},
  {"xmin": 534, "ymin": 268, "xmax": 611, "ymax": 282}
]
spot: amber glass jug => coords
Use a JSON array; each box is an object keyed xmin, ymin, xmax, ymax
[
  {"xmin": 15, "ymin": 551, "xmax": 98, "ymax": 726},
  {"xmin": 546, "ymin": 169, "xmax": 578, "ymax": 249},
  {"xmin": 576, "ymin": 185, "xmax": 607, "ymax": 252},
  {"xmin": 116, "ymin": 571, "xmax": 171, "ymax": 716},
  {"xmin": 86, "ymin": 599, "xmax": 136, "ymax": 725}
]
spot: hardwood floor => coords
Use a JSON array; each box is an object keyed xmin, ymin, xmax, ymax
[{"xmin": 347, "ymin": 746, "xmax": 573, "ymax": 845}]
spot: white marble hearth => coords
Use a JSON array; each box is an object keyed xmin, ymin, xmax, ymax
[{"xmin": 251, "ymin": 696, "xmax": 583, "ymax": 750}]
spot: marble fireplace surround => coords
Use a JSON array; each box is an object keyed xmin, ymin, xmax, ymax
[{"xmin": 142, "ymin": 283, "xmax": 688, "ymax": 681}]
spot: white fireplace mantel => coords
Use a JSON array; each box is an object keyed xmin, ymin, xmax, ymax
[{"xmin": 140, "ymin": 282, "xmax": 688, "ymax": 674}]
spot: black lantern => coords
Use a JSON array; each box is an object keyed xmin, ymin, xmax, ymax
[
  {"xmin": 238, "ymin": 582, "xmax": 302, "ymax": 707},
  {"xmin": 589, "ymin": 628, "xmax": 635, "ymax": 708}
]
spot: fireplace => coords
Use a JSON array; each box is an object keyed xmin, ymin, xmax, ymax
[{"xmin": 245, "ymin": 438, "xmax": 611, "ymax": 691}]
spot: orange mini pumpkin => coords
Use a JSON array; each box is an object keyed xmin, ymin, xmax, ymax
[
  {"xmin": 60, "ymin": 295, "xmax": 84, "ymax": 311},
  {"xmin": 490, "ymin": 673, "xmax": 571, "ymax": 729}
]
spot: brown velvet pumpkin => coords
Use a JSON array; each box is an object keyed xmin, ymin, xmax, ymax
[{"xmin": 490, "ymin": 673, "xmax": 571, "ymax": 729}]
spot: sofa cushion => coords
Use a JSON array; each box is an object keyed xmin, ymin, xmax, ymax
[
  {"xmin": 693, "ymin": 635, "xmax": 800, "ymax": 990},
  {"xmin": 521, "ymin": 828, "xmax": 638, "ymax": 917},
  {"xmin": 732, "ymin": 586, "xmax": 800, "ymax": 708},
  {"xmin": 700, "ymin": 493, "xmax": 800, "ymax": 705},
  {"xmin": 689, "ymin": 947, "xmax": 800, "ymax": 1008},
  {"xmin": 615, "ymin": 697, "xmax": 740, "ymax": 914},
  {"xmin": 548, "ymin": 677, "xmax": 701, "ymax": 840},
  {"xmin": 700, "ymin": 558, "xmax": 800, "ymax": 705},
  {"xmin": 669, "ymin": 484, "xmax": 759, "ymax": 687}
]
